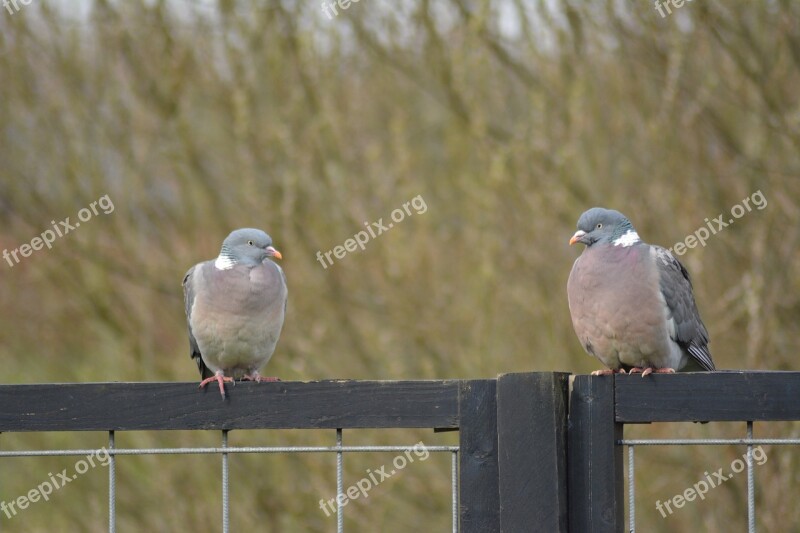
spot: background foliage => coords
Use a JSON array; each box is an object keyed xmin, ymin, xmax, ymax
[{"xmin": 1, "ymin": 0, "xmax": 799, "ymax": 530}]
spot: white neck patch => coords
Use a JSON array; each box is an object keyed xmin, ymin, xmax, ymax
[
  {"xmin": 613, "ymin": 230, "xmax": 640, "ymax": 247},
  {"xmin": 214, "ymin": 254, "xmax": 236, "ymax": 270}
]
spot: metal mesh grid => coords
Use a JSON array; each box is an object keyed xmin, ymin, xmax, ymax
[
  {"xmin": 620, "ymin": 421, "xmax": 800, "ymax": 533},
  {"xmin": 0, "ymin": 429, "xmax": 460, "ymax": 533}
]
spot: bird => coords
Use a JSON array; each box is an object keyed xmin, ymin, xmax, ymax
[
  {"xmin": 183, "ymin": 228, "xmax": 288, "ymax": 398},
  {"xmin": 566, "ymin": 207, "xmax": 715, "ymax": 376}
]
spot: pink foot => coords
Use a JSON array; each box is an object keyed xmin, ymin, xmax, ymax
[
  {"xmin": 591, "ymin": 368, "xmax": 626, "ymax": 376},
  {"xmin": 641, "ymin": 367, "xmax": 676, "ymax": 377},
  {"xmin": 242, "ymin": 372, "xmax": 281, "ymax": 383},
  {"xmin": 199, "ymin": 371, "xmax": 234, "ymax": 399},
  {"xmin": 624, "ymin": 367, "xmax": 677, "ymax": 377}
]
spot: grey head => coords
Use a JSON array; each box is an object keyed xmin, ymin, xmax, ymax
[
  {"xmin": 569, "ymin": 207, "xmax": 638, "ymax": 247},
  {"xmin": 218, "ymin": 228, "xmax": 282, "ymax": 266}
]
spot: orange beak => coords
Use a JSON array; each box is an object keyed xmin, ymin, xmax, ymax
[
  {"xmin": 569, "ymin": 230, "xmax": 586, "ymax": 245},
  {"xmin": 267, "ymin": 246, "xmax": 282, "ymax": 260}
]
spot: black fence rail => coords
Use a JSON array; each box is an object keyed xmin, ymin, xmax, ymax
[{"xmin": 1, "ymin": 371, "xmax": 798, "ymax": 532}]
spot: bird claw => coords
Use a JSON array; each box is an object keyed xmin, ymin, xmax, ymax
[
  {"xmin": 636, "ymin": 367, "xmax": 676, "ymax": 377},
  {"xmin": 653, "ymin": 367, "xmax": 675, "ymax": 374},
  {"xmin": 591, "ymin": 369, "xmax": 617, "ymax": 376},
  {"xmin": 199, "ymin": 372, "xmax": 234, "ymax": 399}
]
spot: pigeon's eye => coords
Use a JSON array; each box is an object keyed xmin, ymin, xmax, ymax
[
  {"xmin": 596, "ymin": 223, "xmax": 603, "ymax": 229},
  {"xmin": 247, "ymin": 240, "xmax": 254, "ymax": 246}
]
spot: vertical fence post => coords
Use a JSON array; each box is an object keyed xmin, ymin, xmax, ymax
[
  {"xmin": 568, "ymin": 375, "xmax": 623, "ymax": 533},
  {"xmin": 459, "ymin": 379, "xmax": 499, "ymax": 532},
  {"xmin": 497, "ymin": 372, "xmax": 569, "ymax": 532}
]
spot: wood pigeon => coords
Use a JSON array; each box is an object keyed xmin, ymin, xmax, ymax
[
  {"xmin": 183, "ymin": 228, "xmax": 288, "ymax": 398},
  {"xmin": 567, "ymin": 208, "xmax": 715, "ymax": 376}
]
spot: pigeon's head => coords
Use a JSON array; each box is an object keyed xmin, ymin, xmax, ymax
[
  {"xmin": 569, "ymin": 207, "xmax": 639, "ymax": 247},
  {"xmin": 220, "ymin": 228, "xmax": 282, "ymax": 266}
]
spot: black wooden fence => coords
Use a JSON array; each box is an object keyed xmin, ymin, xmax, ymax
[{"xmin": 1, "ymin": 371, "xmax": 799, "ymax": 531}]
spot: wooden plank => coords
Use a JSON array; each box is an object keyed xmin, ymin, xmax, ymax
[
  {"xmin": 568, "ymin": 376, "xmax": 623, "ymax": 533},
  {"xmin": 0, "ymin": 380, "xmax": 459, "ymax": 432},
  {"xmin": 615, "ymin": 371, "xmax": 800, "ymax": 423},
  {"xmin": 497, "ymin": 372, "xmax": 569, "ymax": 533},
  {"xmin": 459, "ymin": 379, "xmax": 500, "ymax": 533}
]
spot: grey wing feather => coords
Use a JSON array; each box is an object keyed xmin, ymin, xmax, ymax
[
  {"xmin": 277, "ymin": 263, "xmax": 288, "ymax": 316},
  {"xmin": 183, "ymin": 264, "xmax": 212, "ymax": 379},
  {"xmin": 654, "ymin": 247, "xmax": 715, "ymax": 371}
]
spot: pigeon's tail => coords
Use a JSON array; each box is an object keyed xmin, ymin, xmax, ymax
[{"xmin": 194, "ymin": 354, "xmax": 214, "ymax": 380}]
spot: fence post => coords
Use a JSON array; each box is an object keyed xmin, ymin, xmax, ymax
[
  {"xmin": 497, "ymin": 372, "xmax": 569, "ymax": 532},
  {"xmin": 459, "ymin": 379, "xmax": 500, "ymax": 532},
  {"xmin": 568, "ymin": 375, "xmax": 623, "ymax": 532}
]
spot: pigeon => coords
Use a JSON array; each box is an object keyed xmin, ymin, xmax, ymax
[
  {"xmin": 566, "ymin": 208, "xmax": 715, "ymax": 376},
  {"xmin": 183, "ymin": 228, "xmax": 288, "ymax": 398}
]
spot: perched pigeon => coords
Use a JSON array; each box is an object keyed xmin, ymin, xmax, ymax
[
  {"xmin": 183, "ymin": 228, "xmax": 288, "ymax": 398},
  {"xmin": 567, "ymin": 208, "xmax": 715, "ymax": 376}
]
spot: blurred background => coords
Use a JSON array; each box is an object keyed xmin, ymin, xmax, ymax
[{"xmin": 1, "ymin": 0, "xmax": 799, "ymax": 531}]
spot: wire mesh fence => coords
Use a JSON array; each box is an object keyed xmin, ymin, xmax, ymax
[
  {"xmin": 0, "ymin": 375, "xmax": 570, "ymax": 532},
  {"xmin": 0, "ymin": 430, "xmax": 459, "ymax": 532},
  {"xmin": 3, "ymin": 372, "xmax": 798, "ymax": 532}
]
